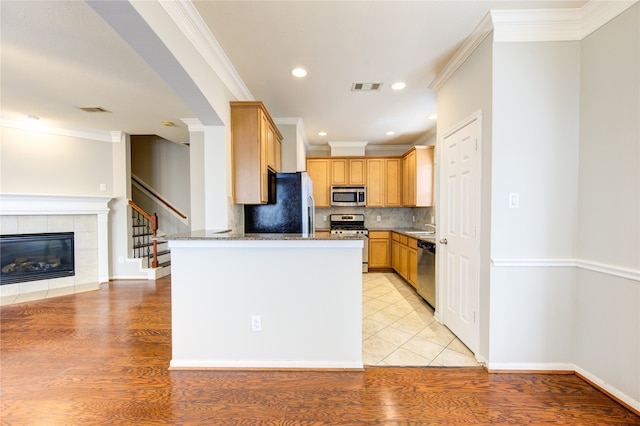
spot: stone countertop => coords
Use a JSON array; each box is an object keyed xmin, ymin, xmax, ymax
[
  {"xmin": 368, "ymin": 228, "xmax": 437, "ymax": 242},
  {"xmin": 158, "ymin": 229, "xmax": 365, "ymax": 241}
]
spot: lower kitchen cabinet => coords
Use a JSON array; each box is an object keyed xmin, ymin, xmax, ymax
[
  {"xmin": 391, "ymin": 235, "xmax": 401, "ymax": 271},
  {"xmin": 391, "ymin": 232, "xmax": 418, "ymax": 288},
  {"xmin": 368, "ymin": 231, "xmax": 391, "ymax": 269},
  {"xmin": 407, "ymin": 237, "xmax": 418, "ymax": 288}
]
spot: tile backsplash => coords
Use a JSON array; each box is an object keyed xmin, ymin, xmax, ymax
[{"xmin": 316, "ymin": 206, "xmax": 433, "ymax": 230}]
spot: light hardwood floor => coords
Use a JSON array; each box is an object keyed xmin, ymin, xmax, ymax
[{"xmin": 1, "ymin": 276, "xmax": 638, "ymax": 424}]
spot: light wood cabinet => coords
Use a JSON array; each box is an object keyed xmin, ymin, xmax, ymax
[
  {"xmin": 402, "ymin": 146, "xmax": 434, "ymax": 207},
  {"xmin": 306, "ymin": 158, "xmax": 331, "ymax": 207},
  {"xmin": 366, "ymin": 158, "xmax": 402, "ymax": 207},
  {"xmin": 384, "ymin": 158, "xmax": 402, "ymax": 207},
  {"xmin": 231, "ymin": 101, "xmax": 282, "ymax": 204},
  {"xmin": 366, "ymin": 159, "xmax": 384, "ymax": 207},
  {"xmin": 391, "ymin": 232, "xmax": 418, "ymax": 288},
  {"xmin": 368, "ymin": 230, "xmax": 391, "ymax": 269},
  {"xmin": 306, "ymin": 155, "xmax": 403, "ymax": 208},
  {"xmin": 265, "ymin": 117, "xmax": 281, "ymax": 172},
  {"xmin": 331, "ymin": 158, "xmax": 366, "ymax": 185},
  {"xmin": 407, "ymin": 237, "xmax": 418, "ymax": 288},
  {"xmin": 391, "ymin": 233, "xmax": 401, "ymax": 272}
]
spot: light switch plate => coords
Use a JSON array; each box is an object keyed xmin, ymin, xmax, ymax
[{"xmin": 509, "ymin": 192, "xmax": 519, "ymax": 209}]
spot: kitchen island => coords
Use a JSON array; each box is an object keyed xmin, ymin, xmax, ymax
[{"xmin": 162, "ymin": 230, "xmax": 364, "ymax": 370}]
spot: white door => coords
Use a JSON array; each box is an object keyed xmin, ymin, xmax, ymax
[{"xmin": 439, "ymin": 114, "xmax": 480, "ymax": 353}]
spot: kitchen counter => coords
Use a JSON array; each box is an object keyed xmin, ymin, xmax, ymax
[
  {"xmin": 369, "ymin": 228, "xmax": 437, "ymax": 242},
  {"xmin": 163, "ymin": 229, "xmax": 364, "ymax": 370},
  {"xmin": 158, "ymin": 229, "xmax": 363, "ymax": 241}
]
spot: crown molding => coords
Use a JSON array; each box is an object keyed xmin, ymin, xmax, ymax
[
  {"xmin": 159, "ymin": 1, "xmax": 254, "ymax": 101},
  {"xmin": 490, "ymin": 8, "xmax": 582, "ymax": 42},
  {"xmin": 181, "ymin": 118, "xmax": 205, "ymax": 132},
  {"xmin": 430, "ymin": 12, "xmax": 493, "ymax": 91},
  {"xmin": 581, "ymin": 0, "xmax": 638, "ymax": 38},
  {"xmin": 274, "ymin": 117, "xmax": 310, "ymax": 148},
  {"xmin": 0, "ymin": 118, "xmax": 114, "ymax": 143},
  {"xmin": 430, "ymin": 0, "xmax": 639, "ymax": 90}
]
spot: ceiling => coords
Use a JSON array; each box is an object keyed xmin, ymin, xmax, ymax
[{"xmin": 1, "ymin": 0, "xmax": 587, "ymax": 148}]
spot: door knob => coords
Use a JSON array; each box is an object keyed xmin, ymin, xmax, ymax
[{"xmin": 439, "ymin": 238, "xmax": 448, "ymax": 245}]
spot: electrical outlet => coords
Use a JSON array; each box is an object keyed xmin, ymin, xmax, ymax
[
  {"xmin": 99, "ymin": 183, "xmax": 107, "ymax": 192},
  {"xmin": 251, "ymin": 315, "xmax": 262, "ymax": 332},
  {"xmin": 376, "ymin": 215, "xmax": 381, "ymax": 222},
  {"xmin": 412, "ymin": 216, "xmax": 416, "ymax": 222},
  {"xmin": 323, "ymin": 215, "xmax": 327, "ymax": 222}
]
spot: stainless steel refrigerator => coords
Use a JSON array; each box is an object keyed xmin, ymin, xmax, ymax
[{"xmin": 244, "ymin": 172, "xmax": 315, "ymax": 234}]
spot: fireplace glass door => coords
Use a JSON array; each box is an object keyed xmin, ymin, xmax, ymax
[{"xmin": 1, "ymin": 232, "xmax": 75, "ymax": 285}]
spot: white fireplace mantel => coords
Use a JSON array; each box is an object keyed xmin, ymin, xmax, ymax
[{"xmin": 0, "ymin": 194, "xmax": 112, "ymax": 283}]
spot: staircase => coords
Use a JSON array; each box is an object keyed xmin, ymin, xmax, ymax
[{"xmin": 129, "ymin": 200, "xmax": 171, "ymax": 278}]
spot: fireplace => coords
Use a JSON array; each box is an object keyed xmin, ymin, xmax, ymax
[{"xmin": 1, "ymin": 232, "xmax": 75, "ymax": 285}]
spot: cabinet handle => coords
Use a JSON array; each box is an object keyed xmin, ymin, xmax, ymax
[{"xmin": 439, "ymin": 238, "xmax": 448, "ymax": 245}]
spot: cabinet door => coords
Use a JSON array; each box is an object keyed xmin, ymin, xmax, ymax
[
  {"xmin": 307, "ymin": 159, "xmax": 331, "ymax": 207},
  {"xmin": 408, "ymin": 248, "xmax": 418, "ymax": 288},
  {"xmin": 399, "ymin": 244, "xmax": 408, "ymax": 280},
  {"xmin": 349, "ymin": 159, "xmax": 366, "ymax": 185},
  {"xmin": 366, "ymin": 159, "xmax": 384, "ymax": 207},
  {"xmin": 415, "ymin": 146, "xmax": 434, "ymax": 207},
  {"xmin": 265, "ymin": 115, "xmax": 276, "ymax": 171},
  {"xmin": 384, "ymin": 158, "xmax": 402, "ymax": 207},
  {"xmin": 404, "ymin": 150, "xmax": 417, "ymax": 206},
  {"xmin": 275, "ymin": 138, "xmax": 282, "ymax": 172},
  {"xmin": 369, "ymin": 239, "xmax": 390, "ymax": 269},
  {"xmin": 391, "ymin": 238, "xmax": 401, "ymax": 272},
  {"xmin": 331, "ymin": 159, "xmax": 348, "ymax": 185}
]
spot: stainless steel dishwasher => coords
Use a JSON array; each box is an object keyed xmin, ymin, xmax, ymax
[{"xmin": 417, "ymin": 239, "xmax": 436, "ymax": 309}]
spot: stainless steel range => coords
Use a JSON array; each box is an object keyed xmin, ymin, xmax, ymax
[{"xmin": 329, "ymin": 214, "xmax": 368, "ymax": 273}]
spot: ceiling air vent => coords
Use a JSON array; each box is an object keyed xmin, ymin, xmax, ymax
[
  {"xmin": 351, "ymin": 82, "xmax": 382, "ymax": 92},
  {"xmin": 76, "ymin": 106, "xmax": 111, "ymax": 113}
]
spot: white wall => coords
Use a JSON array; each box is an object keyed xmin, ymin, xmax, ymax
[
  {"xmin": 131, "ymin": 135, "xmax": 191, "ymax": 219},
  {"xmin": 575, "ymin": 3, "xmax": 639, "ymax": 408},
  {"xmin": 0, "ymin": 126, "xmax": 114, "ymax": 195},
  {"xmin": 437, "ymin": 3, "xmax": 639, "ymax": 410},
  {"xmin": 436, "ymin": 34, "xmax": 494, "ymax": 362},
  {"xmin": 489, "ymin": 40, "xmax": 581, "ymax": 366}
]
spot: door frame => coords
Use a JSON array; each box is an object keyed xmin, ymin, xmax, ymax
[{"xmin": 436, "ymin": 109, "xmax": 482, "ymax": 355}]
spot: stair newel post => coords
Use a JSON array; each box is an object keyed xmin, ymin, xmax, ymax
[{"xmin": 151, "ymin": 213, "xmax": 159, "ymax": 268}]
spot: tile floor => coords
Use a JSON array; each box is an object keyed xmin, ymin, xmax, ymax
[{"xmin": 362, "ymin": 272, "xmax": 480, "ymax": 367}]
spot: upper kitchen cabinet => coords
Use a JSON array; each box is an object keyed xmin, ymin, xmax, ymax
[
  {"xmin": 306, "ymin": 158, "xmax": 331, "ymax": 207},
  {"xmin": 231, "ymin": 101, "xmax": 283, "ymax": 204},
  {"xmin": 402, "ymin": 146, "xmax": 434, "ymax": 207},
  {"xmin": 331, "ymin": 158, "xmax": 366, "ymax": 185},
  {"xmin": 366, "ymin": 158, "xmax": 402, "ymax": 207}
]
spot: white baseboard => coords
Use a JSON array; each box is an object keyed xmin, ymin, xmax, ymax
[
  {"xmin": 486, "ymin": 362, "xmax": 574, "ymax": 372},
  {"xmin": 486, "ymin": 361, "xmax": 639, "ymax": 414},
  {"xmin": 575, "ymin": 365, "xmax": 640, "ymax": 413}
]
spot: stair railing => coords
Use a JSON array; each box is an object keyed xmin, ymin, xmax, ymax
[{"xmin": 128, "ymin": 200, "xmax": 158, "ymax": 268}]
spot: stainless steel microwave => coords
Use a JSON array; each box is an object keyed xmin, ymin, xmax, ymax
[{"xmin": 331, "ymin": 186, "xmax": 366, "ymax": 207}]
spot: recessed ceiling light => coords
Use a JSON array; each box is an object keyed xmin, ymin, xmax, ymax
[
  {"xmin": 428, "ymin": 114, "xmax": 438, "ymax": 120},
  {"xmin": 386, "ymin": 131, "xmax": 395, "ymax": 136},
  {"xmin": 25, "ymin": 114, "xmax": 40, "ymax": 121},
  {"xmin": 163, "ymin": 121, "xmax": 175, "ymax": 127},
  {"xmin": 291, "ymin": 67, "xmax": 308, "ymax": 78},
  {"xmin": 391, "ymin": 82, "xmax": 406, "ymax": 90},
  {"xmin": 318, "ymin": 131, "xmax": 327, "ymax": 136}
]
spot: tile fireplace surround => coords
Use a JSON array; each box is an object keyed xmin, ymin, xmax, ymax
[{"xmin": 0, "ymin": 194, "xmax": 111, "ymax": 306}]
